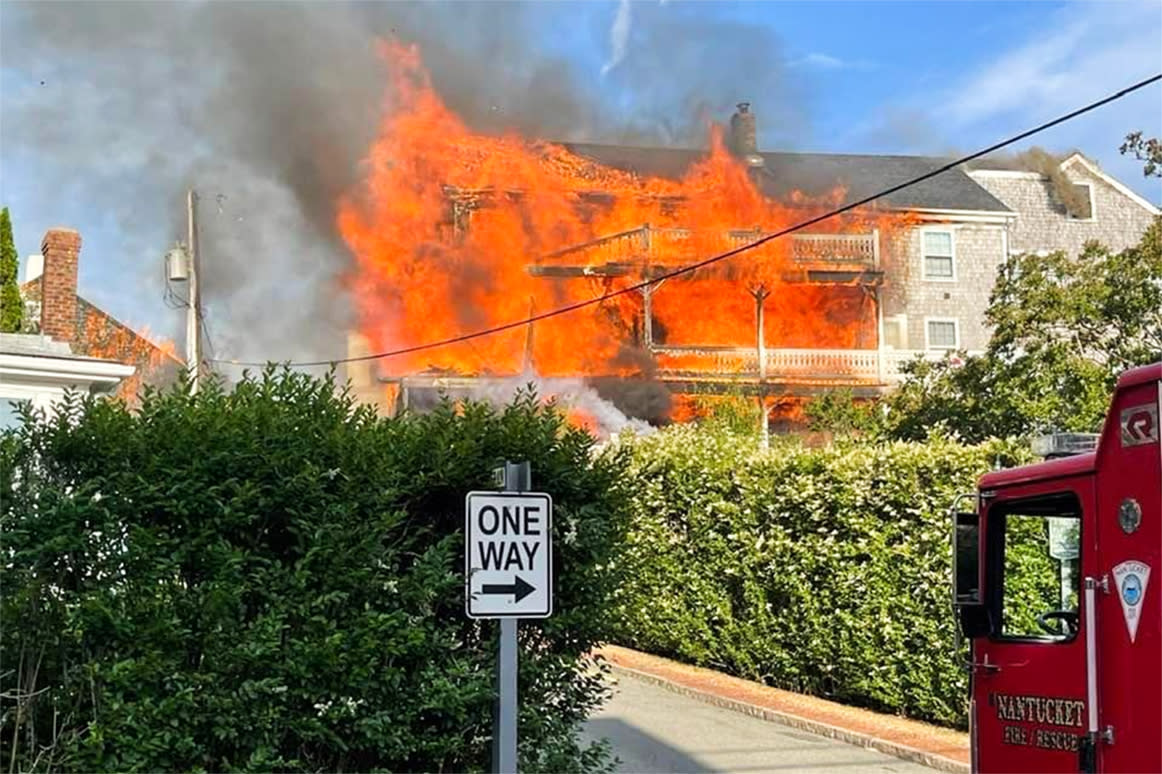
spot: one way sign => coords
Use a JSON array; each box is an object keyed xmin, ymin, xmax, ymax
[{"xmin": 465, "ymin": 491, "xmax": 553, "ymax": 618}]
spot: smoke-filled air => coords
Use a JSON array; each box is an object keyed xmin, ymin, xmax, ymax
[{"xmin": 1, "ymin": 1, "xmax": 913, "ymax": 435}]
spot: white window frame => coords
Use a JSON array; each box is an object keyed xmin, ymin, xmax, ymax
[
  {"xmin": 1066, "ymin": 181, "xmax": 1096, "ymax": 222},
  {"xmin": 882, "ymin": 313, "xmax": 908, "ymax": 350},
  {"xmin": 921, "ymin": 228, "xmax": 957, "ymax": 282},
  {"xmin": 924, "ymin": 317, "xmax": 960, "ymax": 351}
]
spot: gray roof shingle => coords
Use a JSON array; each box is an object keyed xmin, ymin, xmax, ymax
[{"xmin": 558, "ymin": 143, "xmax": 1012, "ymax": 214}]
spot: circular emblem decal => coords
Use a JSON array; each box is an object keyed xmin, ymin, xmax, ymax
[
  {"xmin": 1119, "ymin": 498, "xmax": 1142, "ymax": 534},
  {"xmin": 1123, "ymin": 574, "xmax": 1142, "ymax": 606}
]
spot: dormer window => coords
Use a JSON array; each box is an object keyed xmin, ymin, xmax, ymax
[{"xmin": 1067, "ymin": 182, "xmax": 1094, "ymax": 221}]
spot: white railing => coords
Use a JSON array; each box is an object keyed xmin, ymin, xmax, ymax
[
  {"xmin": 653, "ymin": 347, "xmax": 969, "ymax": 384},
  {"xmin": 533, "ymin": 226, "xmax": 879, "ymax": 269},
  {"xmin": 789, "ymin": 232, "xmax": 878, "ymax": 267}
]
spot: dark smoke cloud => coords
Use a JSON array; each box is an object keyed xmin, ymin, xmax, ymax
[{"xmin": 0, "ymin": 0, "xmax": 807, "ymax": 366}]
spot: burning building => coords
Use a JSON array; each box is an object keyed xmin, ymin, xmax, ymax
[{"xmin": 337, "ymin": 43, "xmax": 1024, "ymax": 431}]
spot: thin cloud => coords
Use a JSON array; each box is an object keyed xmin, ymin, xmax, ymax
[
  {"xmin": 602, "ymin": 0, "xmax": 632, "ymax": 76},
  {"xmin": 845, "ymin": 1, "xmax": 1162, "ymax": 201},
  {"xmin": 789, "ymin": 52, "xmax": 874, "ymax": 71}
]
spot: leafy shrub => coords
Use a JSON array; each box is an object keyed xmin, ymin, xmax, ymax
[
  {"xmin": 614, "ymin": 426, "xmax": 1030, "ymax": 727},
  {"xmin": 1, "ymin": 370, "xmax": 626, "ymax": 772},
  {"xmin": 803, "ymin": 388, "xmax": 885, "ymax": 436}
]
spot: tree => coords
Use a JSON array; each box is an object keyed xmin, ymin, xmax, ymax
[
  {"xmin": 884, "ymin": 218, "xmax": 1162, "ymax": 442},
  {"xmin": 1121, "ymin": 131, "xmax": 1162, "ymax": 178},
  {"xmin": 0, "ymin": 207, "xmax": 23, "ymax": 333},
  {"xmin": 1, "ymin": 370, "xmax": 627, "ymax": 772}
]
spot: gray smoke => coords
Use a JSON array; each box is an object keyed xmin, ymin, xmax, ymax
[
  {"xmin": 0, "ymin": 0, "xmax": 806, "ymax": 366},
  {"xmin": 462, "ymin": 377, "xmax": 656, "ymax": 439}
]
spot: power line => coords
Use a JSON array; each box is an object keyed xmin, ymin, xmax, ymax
[
  {"xmin": 200, "ymin": 315, "xmax": 217, "ymax": 363},
  {"xmin": 211, "ymin": 72, "xmax": 1162, "ymax": 369}
]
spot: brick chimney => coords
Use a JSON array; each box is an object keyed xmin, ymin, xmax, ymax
[
  {"xmin": 729, "ymin": 103, "xmax": 764, "ymax": 167},
  {"xmin": 40, "ymin": 228, "xmax": 81, "ymax": 344}
]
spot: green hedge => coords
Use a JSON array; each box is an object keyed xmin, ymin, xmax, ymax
[
  {"xmin": 1, "ymin": 371, "xmax": 627, "ymax": 772},
  {"xmin": 614, "ymin": 428, "xmax": 1030, "ymax": 727}
]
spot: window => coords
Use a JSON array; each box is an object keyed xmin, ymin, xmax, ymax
[
  {"xmin": 925, "ymin": 318, "xmax": 959, "ymax": 350},
  {"xmin": 883, "ymin": 315, "xmax": 908, "ymax": 349},
  {"xmin": 1066, "ymin": 182, "xmax": 1094, "ymax": 221},
  {"xmin": 989, "ymin": 493, "xmax": 1082, "ymax": 641},
  {"xmin": 922, "ymin": 230, "xmax": 955, "ymax": 280}
]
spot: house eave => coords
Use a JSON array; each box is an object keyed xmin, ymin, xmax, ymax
[
  {"xmin": 0, "ymin": 353, "xmax": 136, "ymax": 391},
  {"xmin": 902, "ymin": 207, "xmax": 1016, "ymax": 224}
]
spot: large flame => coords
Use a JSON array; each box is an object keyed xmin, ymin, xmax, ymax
[
  {"xmin": 338, "ymin": 41, "xmax": 909, "ymax": 386},
  {"xmin": 80, "ymin": 310, "xmax": 179, "ymax": 401}
]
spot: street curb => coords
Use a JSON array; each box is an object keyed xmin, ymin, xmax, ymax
[{"xmin": 606, "ymin": 663, "xmax": 970, "ymax": 774}]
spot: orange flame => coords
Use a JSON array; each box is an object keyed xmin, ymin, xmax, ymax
[
  {"xmin": 564, "ymin": 407, "xmax": 600, "ymax": 437},
  {"xmin": 338, "ymin": 41, "xmax": 909, "ymax": 388},
  {"xmin": 80, "ymin": 308, "xmax": 179, "ymax": 401}
]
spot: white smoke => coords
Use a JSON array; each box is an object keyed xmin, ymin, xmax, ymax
[
  {"xmin": 466, "ymin": 376, "xmax": 655, "ymax": 440},
  {"xmin": 601, "ymin": 0, "xmax": 632, "ymax": 76}
]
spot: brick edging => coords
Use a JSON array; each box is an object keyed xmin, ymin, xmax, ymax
[{"xmin": 607, "ymin": 663, "xmax": 970, "ymax": 774}]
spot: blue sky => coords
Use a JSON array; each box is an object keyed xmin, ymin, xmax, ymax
[{"xmin": 1, "ymin": 0, "xmax": 1160, "ymax": 360}]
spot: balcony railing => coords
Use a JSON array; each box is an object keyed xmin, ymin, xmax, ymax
[
  {"xmin": 653, "ymin": 347, "xmax": 971, "ymax": 384},
  {"xmin": 533, "ymin": 225, "xmax": 879, "ymax": 271}
]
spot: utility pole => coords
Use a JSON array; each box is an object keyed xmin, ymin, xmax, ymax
[{"xmin": 186, "ymin": 190, "xmax": 201, "ymax": 394}]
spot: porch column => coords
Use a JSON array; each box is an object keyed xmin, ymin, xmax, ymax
[{"xmin": 751, "ymin": 284, "xmax": 771, "ymax": 449}]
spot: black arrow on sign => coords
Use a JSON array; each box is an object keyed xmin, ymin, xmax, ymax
[{"xmin": 481, "ymin": 576, "xmax": 536, "ymax": 603}]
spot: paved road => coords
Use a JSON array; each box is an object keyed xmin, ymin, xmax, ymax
[{"xmin": 582, "ymin": 673, "xmax": 938, "ymax": 774}]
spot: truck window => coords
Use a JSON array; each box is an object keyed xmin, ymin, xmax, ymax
[{"xmin": 991, "ymin": 492, "xmax": 1081, "ymax": 641}]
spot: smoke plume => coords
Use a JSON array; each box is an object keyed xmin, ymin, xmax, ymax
[
  {"xmin": 462, "ymin": 377, "xmax": 656, "ymax": 440},
  {"xmin": 0, "ymin": 1, "xmax": 806, "ymax": 366}
]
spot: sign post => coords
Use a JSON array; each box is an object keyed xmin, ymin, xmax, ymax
[{"xmin": 466, "ymin": 462, "xmax": 553, "ymax": 774}]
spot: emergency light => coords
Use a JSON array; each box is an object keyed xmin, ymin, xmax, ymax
[{"xmin": 1031, "ymin": 433, "xmax": 1098, "ymax": 459}]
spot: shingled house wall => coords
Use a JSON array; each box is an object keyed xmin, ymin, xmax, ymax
[
  {"xmin": 881, "ymin": 223, "xmax": 1008, "ymax": 353},
  {"xmin": 970, "ymin": 158, "xmax": 1158, "ymax": 257}
]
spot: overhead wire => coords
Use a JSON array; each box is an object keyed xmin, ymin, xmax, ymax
[{"xmin": 210, "ymin": 72, "xmax": 1162, "ymax": 369}]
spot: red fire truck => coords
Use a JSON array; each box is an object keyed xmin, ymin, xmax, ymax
[{"xmin": 952, "ymin": 362, "xmax": 1160, "ymax": 773}]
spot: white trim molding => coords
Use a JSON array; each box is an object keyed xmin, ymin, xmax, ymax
[
  {"xmin": 1061, "ymin": 153, "xmax": 1160, "ymax": 216},
  {"xmin": 924, "ymin": 317, "xmax": 961, "ymax": 351},
  {"xmin": 909, "ymin": 207, "xmax": 1016, "ymax": 225},
  {"xmin": 967, "ymin": 169, "xmax": 1044, "ymax": 181},
  {"xmin": 0, "ymin": 352, "xmax": 134, "ymax": 417}
]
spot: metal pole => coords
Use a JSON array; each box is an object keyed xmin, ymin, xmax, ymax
[
  {"xmin": 522, "ymin": 296, "xmax": 535, "ymax": 376},
  {"xmin": 1080, "ymin": 576, "xmax": 1099, "ymax": 772},
  {"xmin": 186, "ymin": 190, "xmax": 201, "ymax": 394},
  {"xmin": 752, "ymin": 286, "xmax": 770, "ymax": 449},
  {"xmin": 640, "ymin": 284, "xmax": 653, "ymax": 352},
  {"xmin": 875, "ymin": 285, "xmax": 885, "ymax": 384},
  {"xmin": 495, "ymin": 619, "xmax": 518, "ymax": 774},
  {"xmin": 493, "ymin": 460, "xmax": 528, "ymax": 774},
  {"xmin": 1083, "ymin": 577, "xmax": 1099, "ymax": 734}
]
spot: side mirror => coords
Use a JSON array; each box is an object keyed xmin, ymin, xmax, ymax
[
  {"xmin": 951, "ymin": 501, "xmax": 993, "ymax": 639},
  {"xmin": 953, "ymin": 510, "xmax": 981, "ymax": 605}
]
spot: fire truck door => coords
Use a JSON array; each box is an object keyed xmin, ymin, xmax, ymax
[
  {"xmin": 973, "ymin": 482, "xmax": 1094, "ymax": 773},
  {"xmin": 1093, "ymin": 380, "xmax": 1161, "ymax": 773}
]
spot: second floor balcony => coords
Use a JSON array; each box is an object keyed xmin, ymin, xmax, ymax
[
  {"xmin": 527, "ymin": 225, "xmax": 881, "ymax": 283},
  {"xmin": 652, "ymin": 346, "xmax": 970, "ymax": 386}
]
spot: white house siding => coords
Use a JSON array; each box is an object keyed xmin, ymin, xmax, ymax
[
  {"xmin": 969, "ymin": 163, "xmax": 1158, "ymax": 257},
  {"xmin": 0, "ymin": 334, "xmax": 135, "ymax": 427},
  {"xmin": 881, "ymin": 223, "xmax": 1007, "ymax": 353}
]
